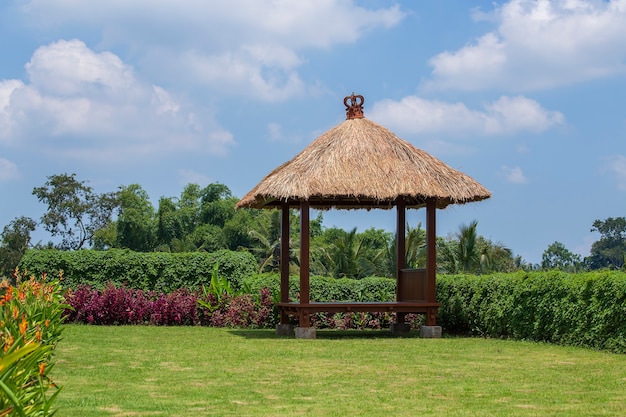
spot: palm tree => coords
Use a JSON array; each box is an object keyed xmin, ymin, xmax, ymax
[
  {"xmin": 386, "ymin": 222, "xmax": 427, "ymax": 276},
  {"xmin": 457, "ymin": 220, "xmax": 479, "ymax": 273},
  {"xmin": 248, "ymin": 210, "xmax": 300, "ymax": 274},
  {"xmin": 323, "ymin": 228, "xmax": 386, "ymax": 279}
]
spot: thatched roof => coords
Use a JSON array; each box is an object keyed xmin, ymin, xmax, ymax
[{"xmin": 237, "ymin": 95, "xmax": 490, "ymax": 210}]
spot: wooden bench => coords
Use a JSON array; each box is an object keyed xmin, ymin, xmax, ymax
[
  {"xmin": 277, "ymin": 301, "xmax": 440, "ymax": 327},
  {"xmin": 278, "ymin": 301, "xmax": 440, "ymax": 314}
]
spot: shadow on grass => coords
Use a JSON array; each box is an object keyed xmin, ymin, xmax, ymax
[{"xmin": 228, "ymin": 329, "xmax": 422, "ymax": 339}]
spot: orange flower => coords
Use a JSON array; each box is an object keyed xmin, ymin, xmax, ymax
[
  {"xmin": 39, "ymin": 362, "xmax": 46, "ymax": 377},
  {"xmin": 19, "ymin": 315, "xmax": 28, "ymax": 335},
  {"xmin": 12, "ymin": 305, "xmax": 19, "ymax": 320},
  {"xmin": 44, "ymin": 319, "xmax": 50, "ymax": 328},
  {"xmin": 4, "ymin": 286, "xmax": 13, "ymax": 302},
  {"xmin": 3, "ymin": 334, "xmax": 13, "ymax": 353},
  {"xmin": 35, "ymin": 325, "xmax": 42, "ymax": 342}
]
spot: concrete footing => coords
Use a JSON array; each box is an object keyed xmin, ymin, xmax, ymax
[
  {"xmin": 419, "ymin": 325, "xmax": 442, "ymax": 338},
  {"xmin": 390, "ymin": 322, "xmax": 411, "ymax": 336},
  {"xmin": 295, "ymin": 327, "xmax": 316, "ymax": 339},
  {"xmin": 276, "ymin": 324, "xmax": 295, "ymax": 336}
]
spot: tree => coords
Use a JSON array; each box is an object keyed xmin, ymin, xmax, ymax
[
  {"xmin": 315, "ymin": 227, "xmax": 386, "ymax": 279},
  {"xmin": 587, "ymin": 217, "xmax": 626, "ymax": 269},
  {"xmin": 436, "ymin": 220, "xmax": 516, "ymax": 274},
  {"xmin": 0, "ymin": 216, "xmax": 36, "ymax": 279},
  {"xmin": 457, "ymin": 220, "xmax": 479, "ymax": 273},
  {"xmin": 384, "ymin": 223, "xmax": 425, "ymax": 277},
  {"xmin": 115, "ymin": 184, "xmax": 155, "ymax": 252},
  {"xmin": 32, "ymin": 173, "xmax": 119, "ymax": 250},
  {"xmin": 177, "ymin": 183, "xmax": 202, "ymax": 236},
  {"xmin": 541, "ymin": 241, "xmax": 582, "ymax": 272},
  {"xmin": 476, "ymin": 237, "xmax": 515, "ymax": 273},
  {"xmin": 156, "ymin": 197, "xmax": 182, "ymax": 248}
]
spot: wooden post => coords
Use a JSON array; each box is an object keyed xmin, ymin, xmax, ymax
[
  {"xmin": 396, "ymin": 198, "xmax": 406, "ymax": 278},
  {"xmin": 280, "ymin": 203, "xmax": 290, "ymax": 324},
  {"xmin": 426, "ymin": 198, "xmax": 437, "ymax": 326},
  {"xmin": 396, "ymin": 198, "xmax": 406, "ymax": 324},
  {"xmin": 299, "ymin": 200, "xmax": 310, "ymax": 327}
]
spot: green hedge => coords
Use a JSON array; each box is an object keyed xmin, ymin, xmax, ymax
[
  {"xmin": 437, "ymin": 271, "xmax": 626, "ymax": 353},
  {"xmin": 18, "ymin": 249, "xmax": 257, "ymax": 291},
  {"xmin": 246, "ymin": 271, "xmax": 626, "ymax": 353},
  {"xmin": 244, "ymin": 274, "xmax": 396, "ymax": 302}
]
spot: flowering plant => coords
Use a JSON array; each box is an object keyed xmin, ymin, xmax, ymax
[{"xmin": 0, "ymin": 270, "xmax": 68, "ymax": 416}]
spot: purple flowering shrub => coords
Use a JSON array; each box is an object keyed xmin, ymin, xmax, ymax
[
  {"xmin": 64, "ymin": 284, "xmax": 201, "ymax": 325},
  {"xmin": 65, "ymin": 284, "xmax": 279, "ymax": 328}
]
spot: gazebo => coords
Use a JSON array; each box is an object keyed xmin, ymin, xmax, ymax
[{"xmin": 236, "ymin": 94, "xmax": 490, "ymax": 338}]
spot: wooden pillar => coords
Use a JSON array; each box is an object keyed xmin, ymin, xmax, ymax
[
  {"xmin": 280, "ymin": 203, "xmax": 290, "ymax": 324},
  {"xmin": 396, "ymin": 198, "xmax": 406, "ymax": 278},
  {"xmin": 299, "ymin": 200, "xmax": 310, "ymax": 327},
  {"xmin": 396, "ymin": 198, "xmax": 406, "ymax": 324},
  {"xmin": 426, "ymin": 198, "xmax": 437, "ymax": 326}
]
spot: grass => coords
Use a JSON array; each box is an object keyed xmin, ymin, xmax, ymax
[{"xmin": 53, "ymin": 325, "xmax": 626, "ymax": 417}]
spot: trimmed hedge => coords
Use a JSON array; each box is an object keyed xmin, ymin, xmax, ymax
[
  {"xmin": 18, "ymin": 249, "xmax": 257, "ymax": 292},
  {"xmin": 244, "ymin": 274, "xmax": 396, "ymax": 302},
  {"xmin": 438, "ymin": 271, "xmax": 626, "ymax": 353},
  {"xmin": 246, "ymin": 271, "xmax": 626, "ymax": 353}
]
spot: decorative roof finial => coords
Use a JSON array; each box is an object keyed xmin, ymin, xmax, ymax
[{"xmin": 344, "ymin": 93, "xmax": 364, "ymax": 120}]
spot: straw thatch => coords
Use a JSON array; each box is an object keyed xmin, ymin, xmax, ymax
[{"xmin": 237, "ymin": 116, "xmax": 490, "ymax": 210}]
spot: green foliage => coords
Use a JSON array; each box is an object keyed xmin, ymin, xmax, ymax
[
  {"xmin": 198, "ymin": 263, "xmax": 233, "ymax": 308},
  {"xmin": 311, "ymin": 227, "xmax": 390, "ymax": 279},
  {"xmin": 32, "ymin": 173, "xmax": 120, "ymax": 250},
  {"xmin": 587, "ymin": 217, "xmax": 626, "ymax": 269},
  {"xmin": 243, "ymin": 274, "xmax": 396, "ymax": 303},
  {"xmin": 437, "ymin": 221, "xmax": 515, "ymax": 274},
  {"xmin": 18, "ymin": 249, "xmax": 257, "ymax": 292},
  {"xmin": 0, "ymin": 271, "xmax": 68, "ymax": 416},
  {"xmin": 115, "ymin": 184, "xmax": 156, "ymax": 252},
  {"xmin": 437, "ymin": 271, "xmax": 626, "ymax": 353},
  {"xmin": 0, "ymin": 216, "xmax": 36, "ymax": 280},
  {"xmin": 541, "ymin": 241, "xmax": 582, "ymax": 271}
]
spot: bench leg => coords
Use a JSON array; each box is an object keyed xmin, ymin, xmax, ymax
[
  {"xmin": 426, "ymin": 307, "xmax": 438, "ymax": 326},
  {"xmin": 299, "ymin": 311, "xmax": 311, "ymax": 328},
  {"xmin": 396, "ymin": 312, "xmax": 407, "ymax": 324}
]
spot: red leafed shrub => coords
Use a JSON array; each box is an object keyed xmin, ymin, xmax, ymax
[
  {"xmin": 197, "ymin": 287, "xmax": 279, "ymax": 329},
  {"xmin": 64, "ymin": 285, "xmax": 202, "ymax": 326},
  {"xmin": 64, "ymin": 284, "xmax": 279, "ymax": 328}
]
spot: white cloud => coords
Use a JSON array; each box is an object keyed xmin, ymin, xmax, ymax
[
  {"xmin": 501, "ymin": 165, "xmax": 528, "ymax": 184},
  {"xmin": 0, "ymin": 157, "xmax": 19, "ymax": 181},
  {"xmin": 368, "ymin": 95, "xmax": 564, "ymax": 137},
  {"xmin": 0, "ymin": 80, "xmax": 24, "ymax": 143},
  {"xmin": 268, "ymin": 122, "xmax": 284, "ymax": 142},
  {"xmin": 606, "ymin": 154, "xmax": 626, "ymax": 190},
  {"xmin": 0, "ymin": 40, "xmax": 234, "ymax": 163},
  {"xmin": 26, "ymin": 39, "xmax": 135, "ymax": 96},
  {"xmin": 424, "ymin": 0, "xmax": 626, "ymax": 91},
  {"xmin": 180, "ymin": 48, "xmax": 306, "ymax": 102},
  {"xmin": 18, "ymin": 0, "xmax": 405, "ymax": 102},
  {"xmin": 177, "ymin": 169, "xmax": 213, "ymax": 187}
]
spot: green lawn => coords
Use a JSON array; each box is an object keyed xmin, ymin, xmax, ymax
[{"xmin": 53, "ymin": 325, "xmax": 626, "ymax": 416}]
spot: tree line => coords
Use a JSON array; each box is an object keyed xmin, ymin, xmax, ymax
[{"xmin": 1, "ymin": 173, "xmax": 624, "ymax": 278}]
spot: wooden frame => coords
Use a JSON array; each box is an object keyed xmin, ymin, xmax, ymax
[{"xmin": 277, "ymin": 197, "xmax": 440, "ymax": 328}]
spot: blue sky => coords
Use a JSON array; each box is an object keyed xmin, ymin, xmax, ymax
[{"xmin": 1, "ymin": 0, "xmax": 625, "ymax": 264}]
